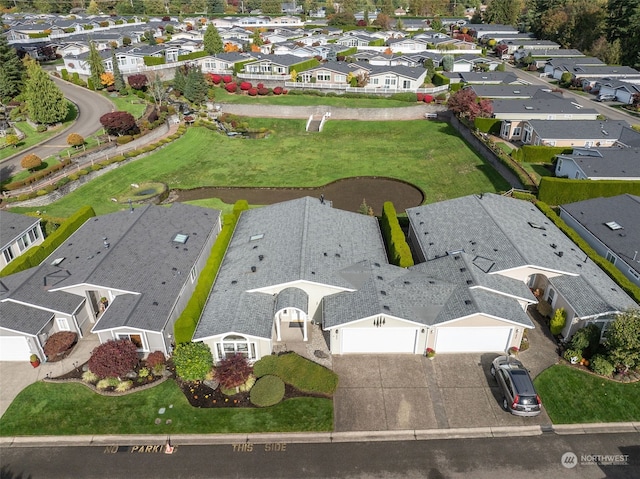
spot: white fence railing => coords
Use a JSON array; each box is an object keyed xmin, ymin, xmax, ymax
[
  {"xmin": 305, "ymin": 115, "xmax": 313, "ymax": 132},
  {"xmin": 283, "ymin": 82, "xmax": 450, "ymax": 95}
]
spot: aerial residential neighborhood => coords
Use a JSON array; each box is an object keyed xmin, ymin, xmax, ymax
[{"xmin": 0, "ymin": 1, "xmax": 639, "ymax": 477}]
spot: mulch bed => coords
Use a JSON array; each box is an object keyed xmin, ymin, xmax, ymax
[{"xmin": 177, "ymin": 379, "xmax": 330, "ymax": 408}]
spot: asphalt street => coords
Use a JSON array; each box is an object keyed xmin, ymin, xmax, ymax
[
  {"xmin": 0, "ymin": 75, "xmax": 114, "ymax": 182},
  {"xmin": 1, "ymin": 432, "xmax": 638, "ymax": 479}
]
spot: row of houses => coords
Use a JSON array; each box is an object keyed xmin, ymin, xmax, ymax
[{"xmin": 1, "ymin": 193, "xmax": 638, "ymax": 362}]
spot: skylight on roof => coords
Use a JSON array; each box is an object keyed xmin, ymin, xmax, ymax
[
  {"xmin": 50, "ymin": 257, "xmax": 65, "ymax": 266},
  {"xmin": 250, "ymin": 233, "xmax": 264, "ymax": 241},
  {"xmin": 605, "ymin": 221, "xmax": 623, "ymax": 231},
  {"xmin": 173, "ymin": 233, "xmax": 189, "ymax": 244}
]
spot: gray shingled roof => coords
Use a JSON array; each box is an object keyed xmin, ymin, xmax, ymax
[
  {"xmin": 559, "ymin": 148, "xmax": 640, "ymax": 178},
  {"xmin": 194, "ymin": 197, "xmax": 387, "ymax": 340},
  {"xmin": 407, "ymin": 194, "xmax": 638, "ymax": 317},
  {"xmin": 527, "ymin": 119, "xmax": 630, "ymax": 141},
  {"xmin": 560, "ymin": 194, "xmax": 640, "ymax": 269},
  {"xmin": 492, "ymin": 94, "xmax": 599, "ymax": 116},
  {"xmin": 468, "ymin": 85, "xmax": 545, "ymax": 99},
  {"xmin": 1, "ymin": 204, "xmax": 220, "ymax": 335},
  {"xmin": 0, "ymin": 211, "xmax": 40, "ymax": 250}
]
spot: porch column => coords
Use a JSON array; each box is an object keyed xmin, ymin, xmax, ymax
[
  {"xmin": 275, "ymin": 314, "xmax": 281, "ymax": 341},
  {"xmin": 303, "ymin": 317, "xmax": 308, "ymax": 342}
]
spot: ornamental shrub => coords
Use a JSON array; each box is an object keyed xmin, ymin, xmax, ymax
[
  {"xmin": 215, "ymin": 353, "xmax": 254, "ymax": 390},
  {"xmin": 43, "ymin": 331, "xmax": 78, "ymax": 360},
  {"xmin": 21, "ymin": 154, "xmax": 42, "ymax": 171},
  {"xmin": 96, "ymin": 377, "xmax": 120, "ymax": 390},
  {"xmin": 88, "ymin": 339, "xmax": 139, "ymax": 378},
  {"xmin": 115, "ymin": 380, "xmax": 133, "ymax": 392},
  {"xmin": 173, "ymin": 342, "xmax": 213, "ymax": 381},
  {"xmin": 146, "ymin": 350, "xmax": 166, "ymax": 369},
  {"xmin": 416, "ymin": 93, "xmax": 424, "ymax": 102},
  {"xmin": 563, "ymin": 348, "xmax": 582, "ymax": 363},
  {"xmin": 221, "ymin": 75, "xmax": 232, "ymax": 84},
  {"xmin": 82, "ymin": 370, "xmax": 99, "ymax": 384},
  {"xmin": 210, "ymin": 74, "xmax": 222, "ymax": 84},
  {"xmin": 225, "ymin": 82, "xmax": 238, "ymax": 93},
  {"xmin": 590, "ymin": 354, "xmax": 614, "ymax": 377},
  {"xmin": 424, "ymin": 94, "xmax": 434, "ymax": 103},
  {"xmin": 248, "ymin": 88, "xmax": 258, "ymax": 96},
  {"xmin": 569, "ymin": 324, "xmax": 601, "ymax": 358},
  {"xmin": 240, "ymin": 81, "xmax": 252, "ymax": 90},
  {"xmin": 550, "ymin": 308, "xmax": 567, "ymax": 336},
  {"xmin": 253, "ymin": 354, "xmax": 279, "ymax": 377},
  {"xmin": 273, "ymin": 86, "xmax": 283, "ymax": 95},
  {"xmin": 250, "ymin": 375, "xmax": 285, "ymax": 407},
  {"xmin": 380, "ymin": 201, "xmax": 414, "ymax": 268},
  {"xmin": 66, "ymin": 133, "xmax": 85, "ymax": 147}
]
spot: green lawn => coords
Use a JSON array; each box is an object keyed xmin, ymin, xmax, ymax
[
  {"xmin": 9, "ymin": 119, "xmax": 510, "ymax": 218},
  {"xmin": 0, "ymin": 101, "xmax": 77, "ymax": 161},
  {"xmin": 0, "ymin": 380, "xmax": 333, "ymax": 436},
  {"xmin": 534, "ymin": 365, "xmax": 640, "ymax": 423},
  {"xmin": 213, "ymin": 87, "xmax": 423, "ymax": 108},
  {"xmin": 103, "ymin": 92, "xmax": 148, "ymax": 118}
]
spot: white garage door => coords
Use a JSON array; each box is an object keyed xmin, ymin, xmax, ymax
[
  {"xmin": 0, "ymin": 336, "xmax": 31, "ymax": 361},
  {"xmin": 341, "ymin": 328, "xmax": 418, "ymax": 354},
  {"xmin": 435, "ymin": 327, "xmax": 512, "ymax": 353}
]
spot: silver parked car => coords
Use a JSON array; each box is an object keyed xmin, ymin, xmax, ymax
[
  {"xmin": 490, "ymin": 356, "xmax": 542, "ymax": 417},
  {"xmin": 595, "ymin": 94, "xmax": 616, "ymax": 102}
]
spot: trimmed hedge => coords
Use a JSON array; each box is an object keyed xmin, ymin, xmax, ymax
[
  {"xmin": 173, "ymin": 200, "xmax": 248, "ymax": 343},
  {"xmin": 290, "ymin": 58, "xmax": 320, "ymax": 73},
  {"xmin": 538, "ymin": 177, "xmax": 640, "ymax": 205},
  {"xmin": 234, "ymin": 59, "xmax": 254, "ymax": 74},
  {"xmin": 380, "ymin": 201, "xmax": 414, "ymax": 268},
  {"xmin": 432, "ymin": 72, "xmax": 450, "ymax": 86},
  {"xmin": 143, "ymin": 56, "xmax": 165, "ymax": 66},
  {"xmin": 474, "ymin": 117, "xmax": 501, "ymax": 134},
  {"xmin": 389, "ymin": 92, "xmax": 417, "ymax": 103},
  {"xmin": 511, "ymin": 145, "xmax": 572, "ymax": 163},
  {"xmin": 177, "ymin": 51, "xmax": 207, "ymax": 61},
  {"xmin": 535, "ymin": 200, "xmax": 640, "ymax": 304},
  {"xmin": 4, "ymin": 158, "xmax": 72, "ymax": 190},
  {"xmin": 249, "ymin": 375, "xmax": 285, "ymax": 407},
  {"xmin": 0, "ymin": 206, "xmax": 96, "ymax": 277},
  {"xmin": 336, "ymin": 47, "xmax": 357, "ymax": 57}
]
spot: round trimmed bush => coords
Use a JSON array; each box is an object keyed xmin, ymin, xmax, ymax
[
  {"xmin": 590, "ymin": 354, "xmax": 614, "ymax": 377},
  {"xmin": 240, "ymin": 81, "xmax": 252, "ymax": 91},
  {"xmin": 250, "ymin": 375, "xmax": 285, "ymax": 407},
  {"xmin": 225, "ymin": 82, "xmax": 238, "ymax": 93},
  {"xmin": 248, "ymin": 87, "xmax": 258, "ymax": 96},
  {"xmin": 273, "ymin": 86, "xmax": 283, "ymax": 95},
  {"xmin": 173, "ymin": 342, "xmax": 213, "ymax": 381},
  {"xmin": 253, "ymin": 354, "xmax": 279, "ymax": 377}
]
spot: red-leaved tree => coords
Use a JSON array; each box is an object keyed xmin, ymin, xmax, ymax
[
  {"xmin": 215, "ymin": 353, "xmax": 253, "ymax": 390},
  {"xmin": 225, "ymin": 82, "xmax": 238, "ymax": 93},
  {"xmin": 447, "ymin": 89, "xmax": 493, "ymax": 121},
  {"xmin": 100, "ymin": 111, "xmax": 138, "ymax": 136},
  {"xmin": 127, "ymin": 74, "xmax": 148, "ymax": 90},
  {"xmin": 88, "ymin": 339, "xmax": 139, "ymax": 378},
  {"xmin": 209, "ymin": 74, "xmax": 222, "ymax": 84}
]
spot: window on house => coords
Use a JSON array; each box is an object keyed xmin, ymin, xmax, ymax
[
  {"xmin": 512, "ymin": 127, "xmax": 521, "ymax": 137},
  {"xmin": 217, "ymin": 334, "xmax": 256, "ymax": 360},
  {"xmin": 17, "ymin": 233, "xmax": 32, "ymax": 252},
  {"xmin": 29, "ymin": 227, "xmax": 40, "ymax": 242},
  {"xmin": 403, "ymin": 80, "xmax": 411, "ymax": 88},
  {"xmin": 2, "ymin": 247, "xmax": 14, "ymax": 264},
  {"xmin": 56, "ymin": 318, "xmax": 70, "ymax": 331},
  {"xmin": 317, "ymin": 72, "xmax": 331, "ymax": 81},
  {"xmin": 190, "ymin": 267, "xmax": 197, "ymax": 283},
  {"xmin": 587, "ymin": 320, "xmax": 612, "ymax": 341},
  {"xmin": 116, "ymin": 333, "xmax": 145, "ymax": 350},
  {"xmin": 547, "ymin": 288, "xmax": 555, "ymax": 306},
  {"xmin": 606, "ymin": 251, "xmax": 616, "ymax": 265}
]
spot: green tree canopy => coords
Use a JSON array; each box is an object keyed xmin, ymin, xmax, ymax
[
  {"xmin": 111, "ymin": 50, "xmax": 125, "ymax": 92},
  {"xmin": 24, "ymin": 58, "xmax": 68, "ymax": 125},
  {"xmin": 606, "ymin": 310, "xmax": 640, "ymax": 369},
  {"xmin": 0, "ymin": 33, "xmax": 24, "ymax": 101},
  {"xmin": 184, "ymin": 65, "xmax": 208, "ymax": 103},
  {"xmin": 88, "ymin": 41, "xmax": 106, "ymax": 91},
  {"xmin": 203, "ymin": 24, "xmax": 224, "ymax": 55}
]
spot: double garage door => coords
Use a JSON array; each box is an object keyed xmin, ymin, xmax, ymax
[
  {"xmin": 341, "ymin": 328, "xmax": 418, "ymax": 354},
  {"xmin": 0, "ymin": 336, "xmax": 31, "ymax": 361},
  {"xmin": 435, "ymin": 327, "xmax": 512, "ymax": 353}
]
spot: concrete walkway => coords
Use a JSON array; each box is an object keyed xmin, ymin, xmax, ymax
[{"xmin": 0, "ymin": 334, "xmax": 99, "ymax": 419}]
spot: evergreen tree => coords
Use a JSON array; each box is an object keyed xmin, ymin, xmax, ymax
[
  {"xmin": 173, "ymin": 65, "xmax": 187, "ymax": 95},
  {"xmin": 261, "ymin": 0, "xmax": 282, "ymax": 15},
  {"xmin": 86, "ymin": 0, "xmax": 100, "ymax": 14},
  {"xmin": 87, "ymin": 41, "xmax": 106, "ymax": 90},
  {"xmin": 0, "ymin": 33, "xmax": 24, "ymax": 101},
  {"xmin": 251, "ymin": 29, "xmax": 263, "ymax": 47},
  {"xmin": 111, "ymin": 50, "xmax": 125, "ymax": 92},
  {"xmin": 484, "ymin": 0, "xmax": 523, "ymax": 26},
  {"xmin": 24, "ymin": 58, "xmax": 68, "ymax": 125},
  {"xmin": 203, "ymin": 24, "xmax": 224, "ymax": 55},
  {"xmin": 607, "ymin": 0, "xmax": 640, "ymax": 67},
  {"xmin": 184, "ymin": 65, "xmax": 208, "ymax": 104},
  {"xmin": 207, "ymin": 0, "xmax": 225, "ymax": 14}
]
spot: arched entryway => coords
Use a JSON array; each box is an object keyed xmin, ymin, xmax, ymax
[{"xmin": 274, "ymin": 287, "xmax": 309, "ymax": 342}]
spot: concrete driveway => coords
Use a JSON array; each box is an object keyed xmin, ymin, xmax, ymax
[{"xmin": 333, "ymin": 353, "xmax": 552, "ymax": 432}]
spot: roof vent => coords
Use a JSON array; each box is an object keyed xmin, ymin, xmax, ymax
[
  {"xmin": 231, "ymin": 280, "xmax": 237, "ymax": 285},
  {"xmin": 464, "ymin": 299, "xmax": 472, "ymax": 305},
  {"xmin": 555, "ymin": 251, "xmax": 564, "ymax": 257},
  {"xmin": 324, "ymin": 252, "xmax": 327, "ymax": 256},
  {"xmin": 377, "ymin": 275, "xmax": 383, "ymax": 280},
  {"xmin": 250, "ymin": 233, "xmax": 264, "ymax": 241},
  {"xmin": 374, "ymin": 262, "xmax": 381, "ymax": 267},
  {"xmin": 335, "ymin": 253, "xmax": 341, "ymax": 258},
  {"xmin": 383, "ymin": 305, "xmax": 390, "ymax": 311},
  {"xmin": 605, "ymin": 221, "xmax": 623, "ymax": 231},
  {"xmin": 466, "ymin": 280, "xmax": 473, "ymax": 285},
  {"xmin": 51, "ymin": 257, "xmax": 65, "ymax": 266},
  {"xmin": 152, "ymin": 301, "xmax": 159, "ymax": 306},
  {"xmin": 251, "ymin": 266, "xmax": 256, "ymax": 273},
  {"xmin": 381, "ymin": 290, "xmax": 387, "ymax": 295},
  {"xmin": 259, "ymin": 254, "xmax": 264, "ymax": 261}
]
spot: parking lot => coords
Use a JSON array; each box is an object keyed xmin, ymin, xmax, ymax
[{"xmin": 333, "ymin": 353, "xmax": 552, "ymax": 432}]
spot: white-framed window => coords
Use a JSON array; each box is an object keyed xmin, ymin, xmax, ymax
[
  {"xmin": 403, "ymin": 80, "xmax": 411, "ymax": 88},
  {"xmin": 606, "ymin": 251, "xmax": 616, "ymax": 265},
  {"xmin": 2, "ymin": 247, "xmax": 14, "ymax": 264},
  {"xmin": 547, "ymin": 288, "xmax": 555, "ymax": 306},
  {"xmin": 513, "ymin": 127, "xmax": 522, "ymax": 137},
  {"xmin": 317, "ymin": 71, "xmax": 331, "ymax": 81},
  {"xmin": 335, "ymin": 74, "xmax": 346, "ymax": 83},
  {"xmin": 216, "ymin": 334, "xmax": 256, "ymax": 360},
  {"xmin": 29, "ymin": 227, "xmax": 40, "ymax": 242},
  {"xmin": 384, "ymin": 76, "xmax": 396, "ymax": 86},
  {"xmin": 629, "ymin": 268, "xmax": 639, "ymax": 280},
  {"xmin": 116, "ymin": 332, "xmax": 145, "ymax": 351},
  {"xmin": 190, "ymin": 266, "xmax": 197, "ymax": 283},
  {"xmin": 56, "ymin": 318, "xmax": 70, "ymax": 331}
]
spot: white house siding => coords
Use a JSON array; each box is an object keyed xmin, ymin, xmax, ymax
[
  {"xmin": 200, "ymin": 335, "xmax": 272, "ymax": 362},
  {"xmin": 0, "ymin": 329, "xmax": 41, "ymax": 361},
  {"xmin": 555, "ymin": 158, "xmax": 585, "ymax": 179}
]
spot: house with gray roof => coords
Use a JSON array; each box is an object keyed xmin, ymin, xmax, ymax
[
  {"xmin": 0, "ymin": 211, "xmax": 44, "ymax": 271},
  {"xmin": 0, "ymin": 204, "xmax": 221, "ymax": 362},
  {"xmin": 521, "ymin": 119, "xmax": 630, "ymax": 148},
  {"xmin": 467, "ymin": 85, "xmax": 547, "ymax": 100},
  {"xmin": 559, "ymin": 195, "xmax": 640, "ymax": 288},
  {"xmin": 407, "ymin": 194, "xmax": 638, "ymax": 343},
  {"xmin": 555, "ymin": 148, "xmax": 640, "ymax": 180}
]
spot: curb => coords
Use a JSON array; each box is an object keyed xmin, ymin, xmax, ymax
[{"xmin": 2, "ymin": 423, "xmax": 638, "ymax": 448}]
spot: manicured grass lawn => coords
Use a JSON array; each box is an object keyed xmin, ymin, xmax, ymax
[
  {"xmin": 213, "ymin": 87, "xmax": 423, "ymax": 108},
  {"xmin": 0, "ymin": 381, "xmax": 333, "ymax": 436},
  {"xmin": 0, "ymin": 101, "xmax": 77, "ymax": 161},
  {"xmin": 102, "ymin": 92, "xmax": 148, "ymax": 118},
  {"xmin": 9, "ymin": 119, "xmax": 510, "ymax": 218},
  {"xmin": 534, "ymin": 365, "xmax": 640, "ymax": 423}
]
